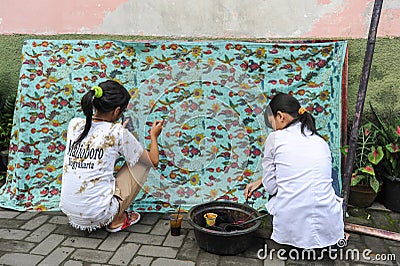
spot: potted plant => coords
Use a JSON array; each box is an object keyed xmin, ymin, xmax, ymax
[
  {"xmin": 370, "ymin": 105, "xmax": 400, "ymax": 212},
  {"xmin": 341, "ymin": 122, "xmax": 383, "ymax": 208}
]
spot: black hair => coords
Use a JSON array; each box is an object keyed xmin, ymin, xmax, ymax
[
  {"xmin": 264, "ymin": 92, "xmax": 319, "ymax": 136},
  {"xmin": 73, "ymin": 80, "xmax": 130, "ymax": 146}
]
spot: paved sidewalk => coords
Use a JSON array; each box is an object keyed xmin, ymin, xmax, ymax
[{"xmin": 0, "ymin": 204, "xmax": 399, "ymax": 266}]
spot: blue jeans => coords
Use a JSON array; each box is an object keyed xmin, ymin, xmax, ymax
[{"xmin": 331, "ymin": 168, "xmax": 341, "ymax": 197}]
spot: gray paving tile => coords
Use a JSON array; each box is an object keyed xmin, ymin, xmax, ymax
[
  {"xmin": 333, "ymin": 261, "xmax": 350, "ymax": 266},
  {"xmin": 387, "ymin": 246, "xmax": 400, "ymax": 266},
  {"xmin": 262, "ymin": 252, "xmax": 285, "ymax": 266},
  {"xmin": 126, "ymin": 223, "xmax": 153, "ymax": 233},
  {"xmin": 125, "ymin": 232, "xmax": 165, "ymax": 245},
  {"xmin": 219, "ymin": 256, "xmax": 263, "ymax": 266},
  {"xmin": 30, "ymin": 234, "xmax": 66, "ymax": 255},
  {"xmin": 196, "ymin": 249, "xmax": 220, "ymax": 266},
  {"xmin": 151, "ymin": 257, "xmax": 195, "ymax": 266},
  {"xmin": 139, "ymin": 212, "xmax": 160, "ymax": 225},
  {"xmin": 0, "ymin": 239, "xmax": 36, "ymax": 252},
  {"xmin": 87, "ymin": 229, "xmax": 109, "ymax": 239},
  {"xmin": 98, "ymin": 231, "xmax": 128, "ymax": 251},
  {"xmin": 346, "ymin": 232, "xmax": 362, "ymax": 243},
  {"xmin": 0, "ymin": 228, "xmax": 30, "ymax": 240},
  {"xmin": 138, "ymin": 245, "xmax": 178, "ymax": 258},
  {"xmin": 70, "ymin": 248, "xmax": 113, "ymax": 263},
  {"xmin": 37, "ymin": 247, "xmax": 74, "ymax": 266},
  {"xmin": 0, "ymin": 210, "xmax": 19, "ymax": 218},
  {"xmin": 20, "ymin": 214, "xmax": 50, "ymax": 230},
  {"xmin": 53, "ymin": 224, "xmax": 89, "ymax": 237},
  {"xmin": 131, "ymin": 256, "xmax": 153, "ymax": 266},
  {"xmin": 15, "ymin": 211, "xmax": 39, "ymax": 220},
  {"xmin": 181, "ymin": 219, "xmax": 193, "ymax": 230},
  {"xmin": 62, "ymin": 236, "xmax": 102, "ymax": 249},
  {"xmin": 362, "ymin": 235, "xmax": 391, "ymax": 253},
  {"xmin": 176, "ymin": 231, "xmax": 201, "ymax": 261},
  {"xmin": 163, "ymin": 231, "xmax": 186, "ymax": 247},
  {"xmin": 0, "ymin": 218, "xmax": 25, "ymax": 228},
  {"xmin": 48, "ymin": 215, "xmax": 69, "ymax": 224},
  {"xmin": 25, "ymin": 223, "xmax": 57, "ymax": 242},
  {"xmin": 0, "ymin": 253, "xmax": 43, "ymax": 266},
  {"xmin": 64, "ymin": 261, "xmax": 84, "ymax": 266},
  {"xmin": 384, "ymin": 239, "xmax": 400, "ymax": 247},
  {"xmin": 108, "ymin": 243, "xmax": 140, "ymax": 265},
  {"xmin": 150, "ymin": 219, "xmax": 170, "ymax": 235},
  {"xmin": 239, "ymin": 236, "xmax": 266, "ymax": 259}
]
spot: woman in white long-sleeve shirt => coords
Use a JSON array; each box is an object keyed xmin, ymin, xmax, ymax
[{"xmin": 244, "ymin": 92, "xmax": 345, "ymax": 250}]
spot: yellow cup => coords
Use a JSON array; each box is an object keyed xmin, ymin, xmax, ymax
[{"xmin": 204, "ymin": 212, "xmax": 218, "ymax": 226}]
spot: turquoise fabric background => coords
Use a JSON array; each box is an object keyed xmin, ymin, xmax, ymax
[{"xmin": 0, "ymin": 40, "xmax": 347, "ymax": 212}]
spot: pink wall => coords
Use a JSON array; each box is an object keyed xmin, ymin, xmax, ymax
[
  {"xmin": 0, "ymin": 0, "xmax": 399, "ymax": 38},
  {"xmin": 0, "ymin": 0, "xmax": 128, "ymax": 34}
]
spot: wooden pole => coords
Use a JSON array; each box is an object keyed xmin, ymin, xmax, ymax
[
  {"xmin": 342, "ymin": 0, "xmax": 384, "ymax": 217},
  {"xmin": 345, "ymin": 222, "xmax": 400, "ymax": 242}
]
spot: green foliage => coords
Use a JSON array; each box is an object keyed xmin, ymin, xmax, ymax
[
  {"xmin": 370, "ymin": 104, "xmax": 400, "ymax": 178},
  {"xmin": 0, "ymin": 94, "xmax": 16, "ymax": 150},
  {"xmin": 341, "ymin": 122, "xmax": 383, "ymax": 193}
]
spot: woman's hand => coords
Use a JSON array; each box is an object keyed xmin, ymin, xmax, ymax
[
  {"xmin": 144, "ymin": 120, "xmax": 163, "ymax": 168},
  {"xmin": 244, "ymin": 178, "xmax": 262, "ymax": 199},
  {"xmin": 150, "ymin": 120, "xmax": 163, "ymax": 139}
]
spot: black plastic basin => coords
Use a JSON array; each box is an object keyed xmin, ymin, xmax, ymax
[{"xmin": 187, "ymin": 200, "xmax": 262, "ymax": 255}]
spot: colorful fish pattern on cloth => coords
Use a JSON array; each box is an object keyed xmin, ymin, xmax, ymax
[{"xmin": 0, "ymin": 40, "xmax": 347, "ymax": 212}]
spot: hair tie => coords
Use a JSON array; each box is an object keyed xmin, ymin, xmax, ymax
[
  {"xmin": 91, "ymin": 86, "xmax": 103, "ymax": 98},
  {"xmin": 298, "ymin": 107, "xmax": 307, "ymax": 115}
]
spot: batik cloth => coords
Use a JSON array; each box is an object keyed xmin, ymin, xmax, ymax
[{"xmin": 0, "ymin": 40, "xmax": 347, "ymax": 212}]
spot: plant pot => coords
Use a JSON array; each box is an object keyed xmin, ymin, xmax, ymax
[
  {"xmin": 348, "ymin": 184, "xmax": 381, "ymax": 208},
  {"xmin": 383, "ymin": 175, "xmax": 400, "ymax": 213}
]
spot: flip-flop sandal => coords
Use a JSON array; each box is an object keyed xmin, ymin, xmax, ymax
[{"xmin": 106, "ymin": 211, "xmax": 140, "ymax": 233}]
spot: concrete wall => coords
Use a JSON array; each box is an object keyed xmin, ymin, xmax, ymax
[
  {"xmin": 1, "ymin": 0, "xmax": 400, "ymax": 38},
  {"xmin": 0, "ymin": 0, "xmax": 399, "ymax": 114}
]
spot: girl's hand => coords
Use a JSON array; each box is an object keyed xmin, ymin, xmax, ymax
[
  {"xmin": 150, "ymin": 120, "xmax": 163, "ymax": 138},
  {"xmin": 122, "ymin": 117, "xmax": 129, "ymax": 128},
  {"xmin": 244, "ymin": 178, "xmax": 262, "ymax": 199}
]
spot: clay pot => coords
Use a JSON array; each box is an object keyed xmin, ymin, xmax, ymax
[
  {"xmin": 383, "ymin": 175, "xmax": 400, "ymax": 212},
  {"xmin": 349, "ymin": 184, "xmax": 381, "ymax": 208}
]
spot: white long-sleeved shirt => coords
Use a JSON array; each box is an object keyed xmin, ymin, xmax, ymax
[{"xmin": 262, "ymin": 122, "xmax": 344, "ymax": 249}]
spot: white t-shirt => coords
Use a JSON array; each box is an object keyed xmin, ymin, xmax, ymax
[
  {"xmin": 262, "ymin": 122, "xmax": 344, "ymax": 249},
  {"xmin": 60, "ymin": 118, "xmax": 144, "ymax": 231}
]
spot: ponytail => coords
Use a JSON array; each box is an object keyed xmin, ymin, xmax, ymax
[
  {"xmin": 266, "ymin": 92, "xmax": 319, "ymax": 136},
  {"xmin": 297, "ymin": 110, "xmax": 318, "ymax": 136},
  {"xmin": 73, "ymin": 90, "xmax": 96, "ymax": 147}
]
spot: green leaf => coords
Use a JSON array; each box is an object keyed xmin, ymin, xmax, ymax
[
  {"xmin": 368, "ymin": 146, "xmax": 383, "ymax": 164},
  {"xmin": 350, "ymin": 174, "xmax": 365, "ymax": 186},
  {"xmin": 386, "ymin": 143, "xmax": 400, "ymax": 153},
  {"xmin": 360, "ymin": 165, "xmax": 375, "ymax": 176},
  {"xmin": 369, "ymin": 176, "xmax": 380, "ymax": 193},
  {"xmin": 340, "ymin": 145, "xmax": 348, "ymax": 156}
]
